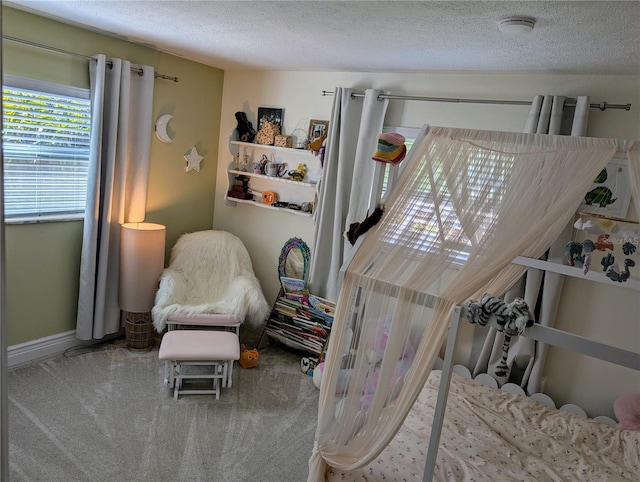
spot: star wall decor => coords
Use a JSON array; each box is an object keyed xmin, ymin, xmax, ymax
[{"xmin": 184, "ymin": 146, "xmax": 203, "ymax": 172}]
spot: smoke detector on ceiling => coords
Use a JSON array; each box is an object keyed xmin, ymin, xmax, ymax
[{"xmin": 498, "ymin": 17, "xmax": 536, "ymax": 34}]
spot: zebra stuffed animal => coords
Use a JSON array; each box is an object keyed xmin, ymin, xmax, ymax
[{"xmin": 466, "ymin": 293, "xmax": 535, "ymax": 385}]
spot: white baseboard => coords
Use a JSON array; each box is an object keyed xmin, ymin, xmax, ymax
[{"xmin": 7, "ymin": 330, "xmax": 89, "ymax": 368}]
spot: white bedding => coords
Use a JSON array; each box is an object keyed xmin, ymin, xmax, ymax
[{"xmin": 326, "ymin": 371, "xmax": 640, "ymax": 481}]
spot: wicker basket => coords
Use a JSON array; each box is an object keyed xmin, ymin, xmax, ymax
[{"xmin": 123, "ymin": 311, "xmax": 154, "ymax": 351}]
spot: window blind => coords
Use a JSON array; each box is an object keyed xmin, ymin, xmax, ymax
[
  {"xmin": 2, "ymin": 83, "xmax": 91, "ymax": 219},
  {"xmin": 381, "ymin": 146, "xmax": 511, "ymax": 265}
]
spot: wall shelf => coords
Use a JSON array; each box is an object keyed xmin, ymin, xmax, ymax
[
  {"xmin": 224, "ymin": 195, "xmax": 313, "ymax": 217},
  {"xmin": 228, "ymin": 169, "xmax": 316, "ymax": 188},
  {"xmin": 512, "ymin": 256, "xmax": 640, "ymax": 291},
  {"xmin": 226, "ymin": 140, "xmax": 320, "ymax": 216},
  {"xmin": 230, "ymin": 140, "xmax": 316, "ymax": 158}
]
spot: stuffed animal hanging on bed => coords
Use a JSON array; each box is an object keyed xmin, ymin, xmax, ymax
[
  {"xmin": 346, "ymin": 206, "xmax": 385, "ymax": 245},
  {"xmin": 466, "ymin": 293, "xmax": 535, "ymax": 385}
]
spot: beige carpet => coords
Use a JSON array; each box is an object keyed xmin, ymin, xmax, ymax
[{"xmin": 8, "ymin": 336, "xmax": 319, "ymax": 482}]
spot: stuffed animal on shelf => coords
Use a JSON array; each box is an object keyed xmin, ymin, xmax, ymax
[
  {"xmin": 235, "ymin": 111, "xmax": 256, "ymax": 143},
  {"xmin": 288, "ymin": 163, "xmax": 308, "ymax": 181},
  {"xmin": 239, "ymin": 344, "xmax": 259, "ymax": 368}
]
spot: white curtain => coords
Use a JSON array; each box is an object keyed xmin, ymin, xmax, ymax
[
  {"xmin": 308, "ymin": 126, "xmax": 617, "ymax": 480},
  {"xmin": 309, "ymin": 88, "xmax": 388, "ymax": 301},
  {"xmin": 0, "ymin": 42, "xmax": 8, "ymax": 479},
  {"xmin": 76, "ymin": 55, "xmax": 155, "ymax": 340},
  {"xmin": 473, "ymin": 95, "xmax": 591, "ymax": 392}
]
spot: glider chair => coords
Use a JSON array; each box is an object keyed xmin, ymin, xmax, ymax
[{"xmin": 153, "ymin": 230, "xmax": 269, "ymax": 392}]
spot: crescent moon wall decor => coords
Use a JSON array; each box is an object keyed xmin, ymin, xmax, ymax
[{"xmin": 155, "ymin": 114, "xmax": 174, "ymax": 143}]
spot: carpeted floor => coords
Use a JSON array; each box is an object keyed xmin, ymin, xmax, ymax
[{"xmin": 8, "ymin": 335, "xmax": 319, "ymax": 482}]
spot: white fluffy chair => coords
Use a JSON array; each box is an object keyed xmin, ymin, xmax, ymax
[{"xmin": 152, "ymin": 230, "xmax": 270, "ymax": 333}]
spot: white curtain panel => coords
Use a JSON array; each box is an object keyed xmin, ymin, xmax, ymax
[
  {"xmin": 0, "ymin": 51, "xmax": 8, "ymax": 480},
  {"xmin": 473, "ymin": 95, "xmax": 590, "ymax": 392},
  {"xmin": 309, "ymin": 88, "xmax": 388, "ymax": 301},
  {"xmin": 76, "ymin": 54, "xmax": 155, "ymax": 340},
  {"xmin": 308, "ymin": 127, "xmax": 617, "ymax": 481}
]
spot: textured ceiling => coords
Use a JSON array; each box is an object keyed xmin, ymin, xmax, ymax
[{"xmin": 5, "ymin": 1, "xmax": 640, "ymax": 74}]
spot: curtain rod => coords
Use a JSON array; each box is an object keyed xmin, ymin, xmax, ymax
[
  {"xmin": 321, "ymin": 90, "xmax": 631, "ymax": 111},
  {"xmin": 3, "ymin": 35, "xmax": 179, "ymax": 83}
]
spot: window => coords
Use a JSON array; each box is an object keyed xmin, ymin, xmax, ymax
[
  {"xmin": 379, "ymin": 126, "xmax": 511, "ymax": 265},
  {"xmin": 2, "ymin": 76, "xmax": 91, "ymax": 221}
]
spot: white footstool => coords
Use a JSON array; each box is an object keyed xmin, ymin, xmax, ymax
[{"xmin": 159, "ymin": 330, "xmax": 240, "ymax": 399}]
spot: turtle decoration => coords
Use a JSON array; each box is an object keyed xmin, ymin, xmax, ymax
[
  {"xmin": 583, "ymin": 166, "xmax": 618, "ymax": 208},
  {"xmin": 584, "ymin": 186, "xmax": 617, "ymax": 208},
  {"xmin": 593, "ymin": 168, "xmax": 608, "ymax": 184}
]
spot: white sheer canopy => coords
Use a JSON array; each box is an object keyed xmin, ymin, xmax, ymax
[{"xmin": 309, "ymin": 126, "xmax": 618, "ymax": 480}]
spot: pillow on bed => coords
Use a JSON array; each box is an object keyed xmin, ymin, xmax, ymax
[{"xmin": 613, "ymin": 393, "xmax": 640, "ymax": 430}]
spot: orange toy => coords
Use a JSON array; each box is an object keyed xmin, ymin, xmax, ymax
[{"xmin": 239, "ymin": 344, "xmax": 259, "ymax": 369}]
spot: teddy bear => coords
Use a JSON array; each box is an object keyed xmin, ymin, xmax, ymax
[{"xmin": 239, "ymin": 344, "xmax": 259, "ymax": 369}]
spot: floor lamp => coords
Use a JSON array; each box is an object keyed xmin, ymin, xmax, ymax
[{"xmin": 119, "ymin": 222, "xmax": 166, "ymax": 351}]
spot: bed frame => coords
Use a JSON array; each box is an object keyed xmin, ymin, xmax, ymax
[{"xmin": 422, "ymin": 303, "xmax": 640, "ymax": 482}]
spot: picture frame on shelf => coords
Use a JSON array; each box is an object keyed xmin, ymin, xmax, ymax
[
  {"xmin": 308, "ymin": 119, "xmax": 329, "ymax": 144},
  {"xmin": 257, "ymin": 107, "xmax": 284, "ymax": 133},
  {"xmin": 578, "ymin": 156, "xmax": 632, "ymax": 220}
]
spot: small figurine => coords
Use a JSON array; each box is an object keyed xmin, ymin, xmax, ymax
[
  {"xmin": 582, "ymin": 254, "xmax": 591, "ymax": 275},
  {"xmin": 594, "ymin": 234, "xmax": 614, "ymax": 251},
  {"xmin": 300, "ymin": 357, "xmax": 318, "ymax": 376},
  {"xmin": 606, "ymin": 259, "xmax": 636, "ymax": 283},
  {"xmin": 239, "ymin": 344, "xmax": 259, "ymax": 369},
  {"xmin": 565, "ymin": 241, "xmax": 583, "ymax": 266},
  {"xmin": 288, "ymin": 163, "xmax": 308, "ymax": 181},
  {"xmin": 622, "ymin": 241, "xmax": 637, "ymax": 256},
  {"xmin": 582, "ymin": 239, "xmax": 596, "ymax": 253},
  {"xmin": 600, "ymin": 252, "xmax": 615, "ymax": 272},
  {"xmin": 235, "ymin": 111, "xmax": 256, "ymax": 143}
]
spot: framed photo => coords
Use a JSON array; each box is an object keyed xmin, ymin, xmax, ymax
[
  {"xmin": 308, "ymin": 119, "xmax": 329, "ymax": 143},
  {"xmin": 257, "ymin": 107, "xmax": 283, "ymax": 132},
  {"xmin": 578, "ymin": 157, "xmax": 632, "ymax": 219}
]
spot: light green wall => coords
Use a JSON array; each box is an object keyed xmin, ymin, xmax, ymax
[{"xmin": 2, "ymin": 7, "xmax": 224, "ymax": 345}]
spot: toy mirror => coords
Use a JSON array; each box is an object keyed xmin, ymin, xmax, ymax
[{"xmin": 278, "ymin": 237, "xmax": 311, "ymax": 281}]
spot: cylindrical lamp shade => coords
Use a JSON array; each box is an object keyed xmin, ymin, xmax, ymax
[{"xmin": 119, "ymin": 222, "xmax": 166, "ymax": 313}]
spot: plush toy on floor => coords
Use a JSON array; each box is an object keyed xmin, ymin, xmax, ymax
[
  {"xmin": 301, "ymin": 356, "xmax": 318, "ymax": 376},
  {"xmin": 239, "ymin": 344, "xmax": 259, "ymax": 368}
]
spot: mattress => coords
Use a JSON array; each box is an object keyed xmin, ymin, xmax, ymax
[{"xmin": 326, "ymin": 371, "xmax": 640, "ymax": 481}]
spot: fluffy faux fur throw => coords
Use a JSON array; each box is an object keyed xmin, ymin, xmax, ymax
[{"xmin": 152, "ymin": 230, "xmax": 270, "ymax": 332}]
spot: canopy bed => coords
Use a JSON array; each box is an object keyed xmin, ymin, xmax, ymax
[
  {"xmin": 308, "ymin": 126, "xmax": 640, "ymax": 481},
  {"xmin": 325, "ymin": 305, "xmax": 640, "ymax": 481}
]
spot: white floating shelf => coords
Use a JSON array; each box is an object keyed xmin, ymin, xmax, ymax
[
  {"xmin": 224, "ymin": 195, "xmax": 313, "ymax": 217},
  {"xmin": 231, "ymin": 140, "xmax": 316, "ymax": 157},
  {"xmin": 228, "ymin": 169, "xmax": 316, "ymax": 188},
  {"xmin": 512, "ymin": 256, "xmax": 640, "ymax": 291}
]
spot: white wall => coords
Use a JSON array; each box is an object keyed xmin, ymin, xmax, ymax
[{"xmin": 214, "ymin": 71, "xmax": 639, "ymax": 416}]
